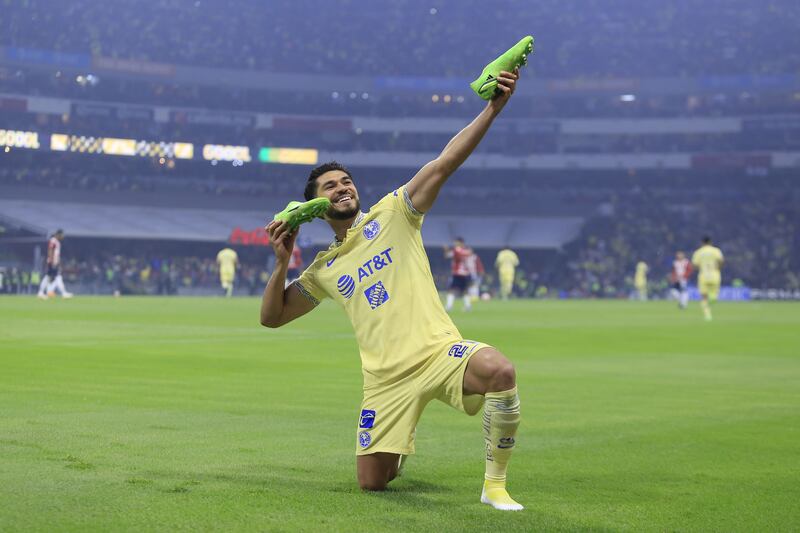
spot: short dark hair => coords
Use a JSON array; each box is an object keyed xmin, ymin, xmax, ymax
[
  {"xmin": 702, "ymin": 235, "xmax": 712, "ymax": 244},
  {"xmin": 304, "ymin": 161, "xmax": 353, "ymax": 201}
]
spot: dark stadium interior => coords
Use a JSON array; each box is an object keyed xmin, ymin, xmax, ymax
[{"xmin": 1, "ymin": 0, "xmax": 799, "ymax": 298}]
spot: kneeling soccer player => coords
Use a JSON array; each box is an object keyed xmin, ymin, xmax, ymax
[{"xmin": 260, "ymin": 70, "xmax": 524, "ymax": 510}]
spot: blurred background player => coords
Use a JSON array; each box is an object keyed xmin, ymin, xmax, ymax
[
  {"xmin": 286, "ymin": 242, "xmax": 304, "ymax": 287},
  {"xmin": 634, "ymin": 261, "xmax": 649, "ymax": 301},
  {"xmin": 444, "ymin": 237, "xmax": 473, "ymax": 311},
  {"xmin": 466, "ymin": 250, "xmax": 485, "ymax": 301},
  {"xmin": 670, "ymin": 251, "xmax": 693, "ymax": 309},
  {"xmin": 37, "ymin": 229, "xmax": 72, "ymax": 299},
  {"xmin": 216, "ymin": 246, "xmax": 239, "ymax": 297},
  {"xmin": 692, "ymin": 236, "xmax": 724, "ymax": 321},
  {"xmin": 495, "ymin": 247, "xmax": 520, "ymax": 300}
]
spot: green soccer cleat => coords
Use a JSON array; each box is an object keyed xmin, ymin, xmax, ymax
[
  {"xmin": 470, "ymin": 35, "xmax": 534, "ymax": 100},
  {"xmin": 273, "ymin": 197, "xmax": 331, "ymax": 230}
]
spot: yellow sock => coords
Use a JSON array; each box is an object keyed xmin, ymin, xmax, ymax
[
  {"xmin": 701, "ymin": 300, "xmax": 712, "ymax": 320},
  {"xmin": 481, "ymin": 387, "xmax": 523, "ymax": 510}
]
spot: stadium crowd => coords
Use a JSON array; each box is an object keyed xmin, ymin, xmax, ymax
[
  {"xmin": 554, "ymin": 187, "xmax": 800, "ymax": 295},
  {"xmin": 3, "ymin": 0, "xmax": 799, "ymax": 78},
  {"xmin": 5, "ymin": 65, "xmax": 800, "ymax": 122}
]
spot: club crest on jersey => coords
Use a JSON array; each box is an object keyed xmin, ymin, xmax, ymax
[
  {"xmin": 363, "ymin": 220, "xmax": 381, "ymax": 240},
  {"xmin": 359, "ymin": 409, "xmax": 376, "ymax": 429},
  {"xmin": 364, "ymin": 281, "xmax": 390, "ymax": 310},
  {"xmin": 337, "ymin": 275, "xmax": 356, "ymax": 299},
  {"xmin": 358, "ymin": 431, "xmax": 372, "ymax": 448}
]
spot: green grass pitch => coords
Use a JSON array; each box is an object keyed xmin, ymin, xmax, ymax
[{"xmin": 1, "ymin": 296, "xmax": 799, "ymax": 532}]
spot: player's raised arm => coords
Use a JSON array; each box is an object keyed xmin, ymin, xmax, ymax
[
  {"xmin": 405, "ymin": 69, "xmax": 519, "ymax": 214},
  {"xmin": 260, "ymin": 221, "xmax": 316, "ymax": 328}
]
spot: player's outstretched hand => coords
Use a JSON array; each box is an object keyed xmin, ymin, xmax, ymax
[
  {"xmin": 490, "ymin": 68, "xmax": 519, "ymax": 112},
  {"xmin": 266, "ymin": 220, "xmax": 298, "ymax": 265}
]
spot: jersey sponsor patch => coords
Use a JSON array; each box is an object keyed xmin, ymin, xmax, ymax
[
  {"xmin": 359, "ymin": 409, "xmax": 376, "ymax": 429},
  {"xmin": 356, "ymin": 248, "xmax": 393, "ymax": 282},
  {"xmin": 358, "ymin": 431, "xmax": 372, "ymax": 448},
  {"xmin": 337, "ymin": 275, "xmax": 356, "ymax": 299},
  {"xmin": 363, "ymin": 220, "xmax": 381, "ymax": 240},
  {"xmin": 364, "ymin": 281, "xmax": 390, "ymax": 310}
]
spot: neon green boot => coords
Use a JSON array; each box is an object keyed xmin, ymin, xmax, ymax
[
  {"xmin": 273, "ymin": 197, "xmax": 331, "ymax": 230},
  {"xmin": 470, "ymin": 36, "xmax": 534, "ymax": 100}
]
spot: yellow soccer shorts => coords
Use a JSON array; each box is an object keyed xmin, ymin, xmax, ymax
[
  {"xmin": 699, "ymin": 275, "xmax": 721, "ymax": 301},
  {"xmin": 355, "ymin": 339, "xmax": 490, "ymax": 456},
  {"xmin": 499, "ymin": 272, "xmax": 514, "ymax": 293},
  {"xmin": 219, "ymin": 268, "xmax": 235, "ymax": 286}
]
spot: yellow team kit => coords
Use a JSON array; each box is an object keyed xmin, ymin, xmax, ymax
[
  {"xmin": 296, "ymin": 187, "xmax": 489, "ymax": 454},
  {"xmin": 692, "ymin": 245, "xmax": 724, "ymax": 300}
]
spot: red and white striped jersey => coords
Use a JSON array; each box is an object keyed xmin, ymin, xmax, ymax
[
  {"xmin": 288, "ymin": 246, "xmax": 303, "ymax": 270},
  {"xmin": 450, "ymin": 245, "xmax": 472, "ymax": 276},
  {"xmin": 466, "ymin": 253, "xmax": 485, "ymax": 277},
  {"xmin": 47, "ymin": 237, "xmax": 61, "ymax": 267},
  {"xmin": 672, "ymin": 258, "xmax": 692, "ymax": 282}
]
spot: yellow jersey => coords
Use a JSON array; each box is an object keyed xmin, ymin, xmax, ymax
[
  {"xmin": 634, "ymin": 261, "xmax": 648, "ymax": 285},
  {"xmin": 692, "ymin": 245, "xmax": 724, "ymax": 281},
  {"xmin": 295, "ymin": 187, "xmax": 461, "ymax": 387},
  {"xmin": 495, "ymin": 249, "xmax": 519, "ymax": 277},
  {"xmin": 217, "ymin": 248, "xmax": 238, "ymax": 274}
]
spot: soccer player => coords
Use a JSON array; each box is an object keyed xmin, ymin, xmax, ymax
[
  {"xmin": 286, "ymin": 243, "xmax": 304, "ymax": 286},
  {"xmin": 670, "ymin": 251, "xmax": 692, "ymax": 309},
  {"xmin": 216, "ymin": 246, "xmax": 239, "ymax": 297},
  {"xmin": 634, "ymin": 261, "xmax": 648, "ymax": 301},
  {"xmin": 466, "ymin": 248, "xmax": 485, "ymax": 301},
  {"xmin": 444, "ymin": 238, "xmax": 474, "ymax": 311},
  {"xmin": 37, "ymin": 229, "xmax": 72, "ymax": 299},
  {"xmin": 261, "ymin": 69, "xmax": 523, "ymax": 510},
  {"xmin": 495, "ymin": 247, "xmax": 519, "ymax": 300},
  {"xmin": 692, "ymin": 236, "xmax": 724, "ymax": 321}
]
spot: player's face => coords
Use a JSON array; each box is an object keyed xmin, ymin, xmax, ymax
[{"xmin": 316, "ymin": 170, "xmax": 360, "ymax": 220}]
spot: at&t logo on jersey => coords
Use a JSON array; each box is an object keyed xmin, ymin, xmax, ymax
[
  {"xmin": 363, "ymin": 220, "xmax": 381, "ymax": 240},
  {"xmin": 364, "ymin": 281, "xmax": 390, "ymax": 310},
  {"xmin": 332, "ymin": 247, "xmax": 394, "ymax": 302},
  {"xmin": 337, "ymin": 275, "xmax": 356, "ymax": 299},
  {"xmin": 357, "ymin": 248, "xmax": 393, "ymax": 282}
]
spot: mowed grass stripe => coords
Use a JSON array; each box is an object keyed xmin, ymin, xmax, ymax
[{"xmin": 1, "ymin": 296, "xmax": 798, "ymax": 532}]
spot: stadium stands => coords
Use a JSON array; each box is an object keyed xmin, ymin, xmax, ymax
[
  {"xmin": 3, "ymin": 0, "xmax": 800, "ymax": 77},
  {"xmin": 1, "ymin": 0, "xmax": 799, "ymax": 297}
]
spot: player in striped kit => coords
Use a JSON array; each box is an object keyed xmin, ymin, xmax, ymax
[
  {"xmin": 466, "ymin": 250, "xmax": 485, "ymax": 301},
  {"xmin": 36, "ymin": 229, "xmax": 73, "ymax": 299},
  {"xmin": 670, "ymin": 251, "xmax": 693, "ymax": 309},
  {"xmin": 444, "ymin": 238, "xmax": 474, "ymax": 311},
  {"xmin": 286, "ymin": 243, "xmax": 304, "ymax": 286}
]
